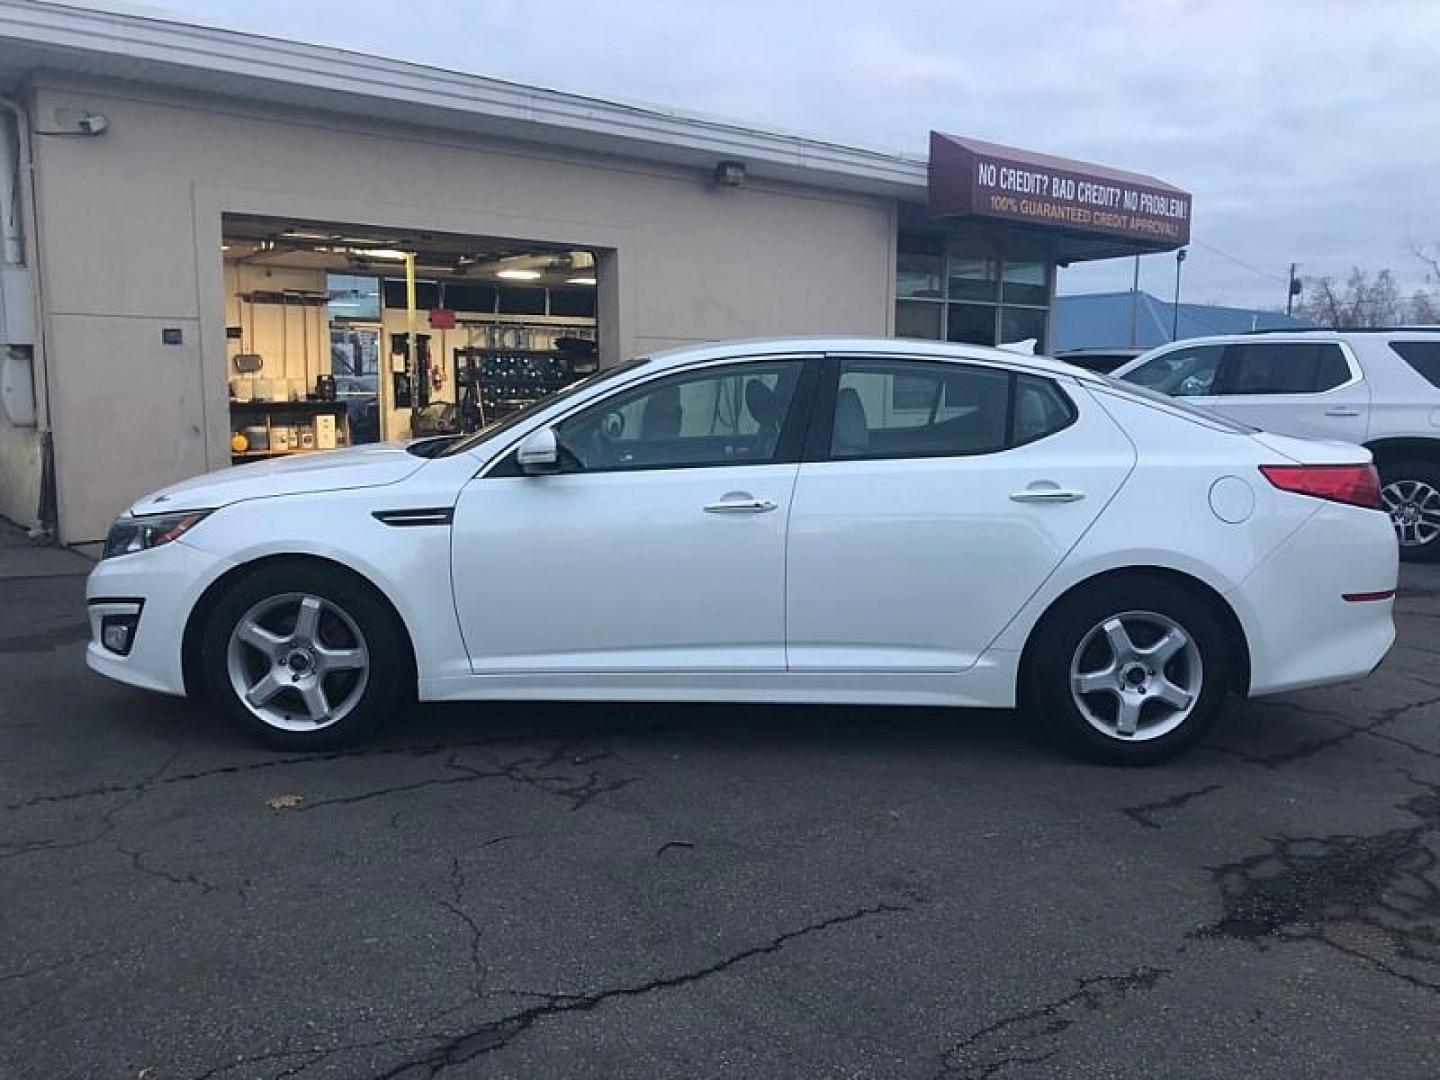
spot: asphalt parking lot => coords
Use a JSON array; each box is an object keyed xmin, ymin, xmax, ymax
[{"xmin": 2, "ymin": 527, "xmax": 1438, "ymax": 1080}]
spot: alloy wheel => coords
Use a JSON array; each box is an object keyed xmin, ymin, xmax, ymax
[
  {"xmin": 225, "ymin": 593, "xmax": 370, "ymax": 732},
  {"xmin": 1381, "ymin": 479, "xmax": 1440, "ymax": 548},
  {"xmin": 1068, "ymin": 610, "xmax": 1203, "ymax": 742}
]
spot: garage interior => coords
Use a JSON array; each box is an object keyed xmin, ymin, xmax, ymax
[{"xmin": 221, "ymin": 215, "xmax": 601, "ymax": 461}]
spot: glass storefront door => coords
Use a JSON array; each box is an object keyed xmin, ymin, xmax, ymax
[{"xmin": 329, "ymin": 326, "xmax": 382, "ymax": 444}]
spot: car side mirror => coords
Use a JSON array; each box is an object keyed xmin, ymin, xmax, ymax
[{"xmin": 516, "ymin": 427, "xmax": 560, "ymax": 474}]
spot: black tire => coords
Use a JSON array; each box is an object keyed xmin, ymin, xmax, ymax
[
  {"xmin": 200, "ymin": 561, "xmax": 411, "ymax": 750},
  {"xmin": 1378, "ymin": 459, "xmax": 1440, "ymax": 564},
  {"xmin": 1027, "ymin": 575, "xmax": 1234, "ymax": 765}
]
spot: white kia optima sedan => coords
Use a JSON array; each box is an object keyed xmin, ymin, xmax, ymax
[{"xmin": 86, "ymin": 338, "xmax": 1398, "ymax": 764}]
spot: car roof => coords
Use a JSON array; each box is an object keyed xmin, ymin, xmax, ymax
[
  {"xmin": 1242, "ymin": 326, "xmax": 1440, "ymax": 335},
  {"xmin": 638, "ymin": 336, "xmax": 1106, "ymax": 383},
  {"xmin": 1138, "ymin": 327, "xmax": 1440, "ymax": 350}
]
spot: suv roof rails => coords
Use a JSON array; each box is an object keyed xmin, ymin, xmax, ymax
[{"xmin": 1243, "ymin": 326, "xmax": 1440, "ymax": 335}]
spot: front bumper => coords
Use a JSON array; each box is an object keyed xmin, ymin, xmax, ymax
[{"xmin": 85, "ymin": 539, "xmax": 232, "ymax": 696}]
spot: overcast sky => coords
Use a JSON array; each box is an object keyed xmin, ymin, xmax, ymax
[{"xmin": 131, "ymin": 0, "xmax": 1440, "ymax": 309}]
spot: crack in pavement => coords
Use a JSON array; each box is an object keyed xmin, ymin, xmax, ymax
[
  {"xmin": 934, "ymin": 967, "xmax": 1170, "ymax": 1079},
  {"xmin": 1196, "ymin": 771, "xmax": 1440, "ymax": 995},
  {"xmin": 291, "ymin": 742, "xmax": 638, "ymax": 816},
  {"xmin": 184, "ymin": 1033, "xmax": 455, "ymax": 1080},
  {"xmin": 2, "ymin": 743, "xmax": 250, "ymax": 902},
  {"xmin": 5, "ymin": 724, "xmax": 675, "ymax": 814},
  {"xmin": 440, "ymin": 857, "xmax": 489, "ymax": 999},
  {"xmin": 362, "ymin": 901, "xmax": 912, "ymax": 1079},
  {"xmin": 111, "ymin": 838, "xmax": 247, "ymax": 902},
  {"xmin": 1, "ymin": 742, "xmax": 184, "ymax": 865},
  {"xmin": 1120, "ymin": 784, "xmax": 1225, "ymax": 829},
  {"xmin": 1208, "ymin": 692, "xmax": 1440, "ymax": 769}
]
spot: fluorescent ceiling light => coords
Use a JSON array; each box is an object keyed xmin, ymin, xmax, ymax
[
  {"xmin": 565, "ymin": 276, "xmax": 597, "ymax": 286},
  {"xmin": 496, "ymin": 268, "xmax": 542, "ymax": 281},
  {"xmin": 351, "ymin": 247, "xmax": 412, "ymax": 261}
]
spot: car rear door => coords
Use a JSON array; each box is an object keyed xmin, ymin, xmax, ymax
[{"xmin": 784, "ymin": 355, "xmax": 1135, "ymax": 673}]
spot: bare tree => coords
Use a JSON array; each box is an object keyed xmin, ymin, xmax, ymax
[
  {"xmin": 1410, "ymin": 241, "xmax": 1440, "ymax": 284},
  {"xmin": 1296, "ymin": 265, "xmax": 1439, "ymax": 327}
]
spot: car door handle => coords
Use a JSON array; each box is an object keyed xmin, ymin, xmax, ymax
[
  {"xmin": 703, "ymin": 493, "xmax": 778, "ymax": 514},
  {"xmin": 1010, "ymin": 489, "xmax": 1085, "ymax": 503},
  {"xmin": 1324, "ymin": 407, "xmax": 1361, "ymax": 417}
]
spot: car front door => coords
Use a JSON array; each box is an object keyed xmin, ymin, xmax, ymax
[
  {"xmin": 785, "ymin": 356, "xmax": 1135, "ymax": 672},
  {"xmin": 451, "ymin": 356, "xmax": 816, "ymax": 674},
  {"xmin": 1202, "ymin": 340, "xmax": 1369, "ymax": 442}
]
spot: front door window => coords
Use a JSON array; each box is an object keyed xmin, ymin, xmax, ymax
[{"xmin": 554, "ymin": 361, "xmax": 803, "ymax": 471}]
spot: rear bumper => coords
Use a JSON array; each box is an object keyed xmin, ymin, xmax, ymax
[
  {"xmin": 1230, "ymin": 503, "xmax": 1398, "ymax": 697},
  {"xmin": 85, "ymin": 540, "xmax": 231, "ymax": 696}
]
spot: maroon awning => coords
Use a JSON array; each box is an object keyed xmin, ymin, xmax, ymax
[{"xmin": 928, "ymin": 132, "xmax": 1191, "ymax": 251}]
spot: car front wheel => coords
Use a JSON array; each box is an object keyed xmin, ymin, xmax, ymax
[
  {"xmin": 201, "ymin": 562, "xmax": 410, "ymax": 749},
  {"xmin": 1028, "ymin": 576, "xmax": 1233, "ymax": 765}
]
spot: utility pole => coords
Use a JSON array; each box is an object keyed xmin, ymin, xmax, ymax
[
  {"xmin": 1172, "ymin": 248, "xmax": 1187, "ymax": 341},
  {"xmin": 1128, "ymin": 254, "xmax": 1140, "ymax": 347},
  {"xmin": 1286, "ymin": 262, "xmax": 1300, "ymax": 316}
]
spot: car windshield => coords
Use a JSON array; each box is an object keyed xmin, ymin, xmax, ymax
[
  {"xmin": 1097, "ymin": 373, "xmax": 1258, "ymax": 433},
  {"xmin": 433, "ymin": 358, "xmax": 651, "ymax": 458}
]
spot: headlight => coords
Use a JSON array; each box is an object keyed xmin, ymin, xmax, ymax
[{"xmin": 102, "ymin": 510, "xmax": 211, "ymax": 560}]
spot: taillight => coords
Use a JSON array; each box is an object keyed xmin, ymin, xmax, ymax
[{"xmin": 1259, "ymin": 464, "xmax": 1384, "ymax": 510}]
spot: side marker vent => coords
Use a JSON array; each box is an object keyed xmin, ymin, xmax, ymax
[{"xmin": 372, "ymin": 508, "xmax": 454, "ymax": 528}]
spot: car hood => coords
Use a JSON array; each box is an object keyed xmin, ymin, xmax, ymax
[{"xmin": 127, "ymin": 443, "xmax": 427, "ymax": 515}]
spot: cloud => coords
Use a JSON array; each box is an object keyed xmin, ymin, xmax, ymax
[{"xmin": 138, "ymin": 0, "xmax": 1440, "ymax": 306}]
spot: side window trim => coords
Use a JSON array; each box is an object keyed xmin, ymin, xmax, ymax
[{"xmin": 483, "ymin": 354, "xmax": 823, "ymax": 478}]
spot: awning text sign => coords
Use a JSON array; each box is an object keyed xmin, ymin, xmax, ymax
[{"xmin": 929, "ymin": 132, "xmax": 1191, "ymax": 248}]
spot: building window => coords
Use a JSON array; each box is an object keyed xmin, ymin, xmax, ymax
[
  {"xmin": 895, "ymin": 233, "xmax": 1051, "ymax": 351},
  {"xmin": 326, "ymin": 274, "xmax": 381, "ymax": 321}
]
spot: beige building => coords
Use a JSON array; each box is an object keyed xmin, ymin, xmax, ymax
[{"xmin": 0, "ymin": 2, "xmax": 1189, "ymax": 546}]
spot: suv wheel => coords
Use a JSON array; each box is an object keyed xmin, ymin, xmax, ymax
[{"xmin": 1379, "ymin": 460, "xmax": 1440, "ymax": 563}]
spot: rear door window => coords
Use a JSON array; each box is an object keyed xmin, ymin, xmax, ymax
[
  {"xmin": 1390, "ymin": 340, "xmax": 1440, "ymax": 388},
  {"xmin": 1215, "ymin": 342, "xmax": 1351, "ymax": 395},
  {"xmin": 827, "ymin": 359, "xmax": 1073, "ymax": 460}
]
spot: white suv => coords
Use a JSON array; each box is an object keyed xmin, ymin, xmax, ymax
[{"xmin": 1113, "ymin": 330, "xmax": 1440, "ymax": 561}]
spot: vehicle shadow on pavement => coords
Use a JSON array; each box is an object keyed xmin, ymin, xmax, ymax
[{"xmin": 113, "ymin": 679, "xmax": 1342, "ymax": 770}]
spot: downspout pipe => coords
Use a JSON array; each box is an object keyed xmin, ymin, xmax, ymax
[{"xmin": 0, "ymin": 93, "xmax": 57, "ymax": 539}]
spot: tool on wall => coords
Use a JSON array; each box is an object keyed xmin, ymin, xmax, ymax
[{"xmin": 232, "ymin": 289, "xmax": 263, "ymax": 374}]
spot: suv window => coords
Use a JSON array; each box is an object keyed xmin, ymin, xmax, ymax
[
  {"xmin": 1215, "ymin": 342, "xmax": 1351, "ymax": 395},
  {"xmin": 1390, "ymin": 341, "xmax": 1440, "ymax": 389},
  {"xmin": 829, "ymin": 359, "xmax": 1072, "ymax": 460},
  {"xmin": 555, "ymin": 360, "xmax": 802, "ymax": 471},
  {"xmin": 1123, "ymin": 345, "xmax": 1223, "ymax": 397}
]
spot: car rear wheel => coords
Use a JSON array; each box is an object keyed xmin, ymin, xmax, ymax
[
  {"xmin": 1029, "ymin": 577, "xmax": 1233, "ymax": 764},
  {"xmin": 201, "ymin": 563, "xmax": 409, "ymax": 749},
  {"xmin": 1379, "ymin": 460, "xmax": 1440, "ymax": 563}
]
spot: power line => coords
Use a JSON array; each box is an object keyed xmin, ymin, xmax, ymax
[{"xmin": 1189, "ymin": 239, "xmax": 1291, "ymax": 286}]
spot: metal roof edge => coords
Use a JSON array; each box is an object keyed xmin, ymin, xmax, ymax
[{"xmin": 0, "ymin": 1, "xmax": 929, "ymax": 197}]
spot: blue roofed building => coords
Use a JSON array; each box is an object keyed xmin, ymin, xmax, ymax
[{"xmin": 1052, "ymin": 291, "xmax": 1311, "ymax": 351}]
